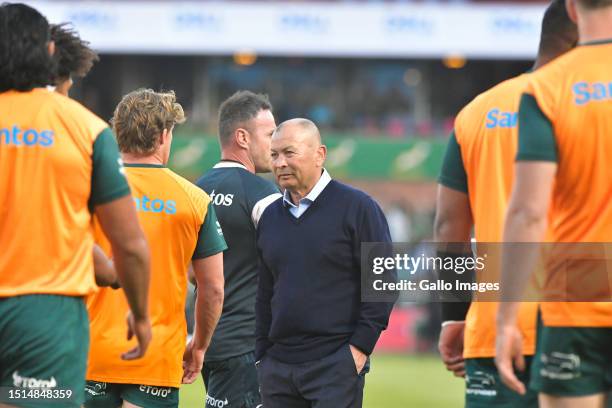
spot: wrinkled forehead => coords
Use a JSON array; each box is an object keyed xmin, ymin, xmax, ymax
[{"xmin": 271, "ymin": 127, "xmax": 311, "ymax": 150}]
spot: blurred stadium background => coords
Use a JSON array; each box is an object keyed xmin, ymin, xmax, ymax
[{"xmin": 30, "ymin": 0, "xmax": 548, "ymax": 405}]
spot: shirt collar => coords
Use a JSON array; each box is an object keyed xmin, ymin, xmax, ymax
[
  {"xmin": 213, "ymin": 161, "xmax": 248, "ymax": 170},
  {"xmin": 283, "ymin": 168, "xmax": 332, "ymax": 208}
]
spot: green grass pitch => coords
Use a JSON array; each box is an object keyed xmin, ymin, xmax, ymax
[{"xmin": 179, "ymin": 353, "xmax": 465, "ymax": 407}]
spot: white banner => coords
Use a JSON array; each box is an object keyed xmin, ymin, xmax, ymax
[{"xmin": 29, "ymin": 1, "xmax": 546, "ymax": 59}]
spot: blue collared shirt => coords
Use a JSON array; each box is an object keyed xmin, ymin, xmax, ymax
[{"xmin": 282, "ymin": 169, "xmax": 332, "ymax": 218}]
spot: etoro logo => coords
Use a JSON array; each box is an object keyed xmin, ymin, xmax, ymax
[
  {"xmin": 206, "ymin": 394, "xmax": 228, "ymax": 407},
  {"xmin": 139, "ymin": 385, "xmax": 172, "ymax": 398},
  {"xmin": 210, "ymin": 190, "xmax": 234, "ymax": 206},
  {"xmin": 12, "ymin": 371, "xmax": 57, "ymax": 388}
]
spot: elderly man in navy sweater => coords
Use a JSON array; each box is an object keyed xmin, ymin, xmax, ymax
[{"xmin": 255, "ymin": 118, "xmax": 396, "ymax": 408}]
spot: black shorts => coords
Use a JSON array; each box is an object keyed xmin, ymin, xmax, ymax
[{"xmin": 202, "ymin": 352, "xmax": 261, "ymax": 408}]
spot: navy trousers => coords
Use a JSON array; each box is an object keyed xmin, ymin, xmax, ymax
[{"xmin": 257, "ymin": 343, "xmax": 369, "ymax": 408}]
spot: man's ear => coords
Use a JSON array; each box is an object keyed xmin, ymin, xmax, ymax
[
  {"xmin": 566, "ymin": 0, "xmax": 578, "ymax": 24},
  {"xmin": 316, "ymin": 144, "xmax": 327, "ymax": 167},
  {"xmin": 47, "ymin": 40, "xmax": 55, "ymax": 57},
  {"xmin": 234, "ymin": 128, "xmax": 250, "ymax": 149}
]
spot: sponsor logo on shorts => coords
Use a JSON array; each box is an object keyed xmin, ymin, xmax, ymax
[
  {"xmin": 540, "ymin": 352, "xmax": 581, "ymax": 380},
  {"xmin": 465, "ymin": 371, "xmax": 497, "ymax": 397},
  {"xmin": 206, "ymin": 393, "xmax": 228, "ymax": 407},
  {"xmin": 12, "ymin": 371, "xmax": 57, "ymax": 388},
  {"xmin": 85, "ymin": 381, "xmax": 107, "ymax": 396},
  {"xmin": 138, "ymin": 385, "xmax": 173, "ymax": 398}
]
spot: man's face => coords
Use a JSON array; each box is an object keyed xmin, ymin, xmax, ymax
[
  {"xmin": 246, "ymin": 109, "xmax": 276, "ymax": 173},
  {"xmin": 270, "ymin": 129, "xmax": 323, "ymax": 192}
]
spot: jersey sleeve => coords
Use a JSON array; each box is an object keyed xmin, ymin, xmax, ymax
[
  {"xmin": 516, "ymin": 93, "xmax": 558, "ymax": 162},
  {"xmin": 438, "ymin": 130, "xmax": 468, "ymax": 193},
  {"xmin": 89, "ymin": 128, "xmax": 131, "ymax": 209},
  {"xmin": 192, "ymin": 202, "xmax": 228, "ymax": 260}
]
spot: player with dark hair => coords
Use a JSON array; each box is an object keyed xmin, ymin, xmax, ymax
[
  {"xmin": 195, "ymin": 90, "xmax": 281, "ymax": 408},
  {"xmin": 46, "ymin": 22, "xmax": 118, "ymax": 287},
  {"xmin": 50, "ymin": 22, "xmax": 99, "ymax": 96},
  {"xmin": 0, "ymin": 3, "xmax": 56, "ymax": 92},
  {"xmin": 0, "ymin": 4, "xmax": 151, "ymax": 407},
  {"xmin": 435, "ymin": 1, "xmax": 577, "ymax": 406}
]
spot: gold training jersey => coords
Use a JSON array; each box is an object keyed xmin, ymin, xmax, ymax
[
  {"xmin": 517, "ymin": 41, "xmax": 612, "ymax": 327},
  {"xmin": 0, "ymin": 88, "xmax": 129, "ymax": 297},
  {"xmin": 87, "ymin": 164, "xmax": 227, "ymax": 388},
  {"xmin": 439, "ymin": 73, "xmax": 538, "ymax": 358}
]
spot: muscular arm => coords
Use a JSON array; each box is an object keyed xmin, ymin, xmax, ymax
[
  {"xmin": 182, "ymin": 203, "xmax": 226, "ymax": 383},
  {"xmin": 497, "ymin": 162, "xmax": 555, "ymax": 325},
  {"xmin": 495, "ymin": 92, "xmax": 557, "ymax": 394},
  {"xmin": 434, "ymin": 129, "xmax": 474, "ymax": 378},
  {"xmin": 435, "ymin": 130, "xmax": 474, "ymax": 322},
  {"xmin": 93, "ymin": 244, "xmax": 118, "ymax": 288},
  {"xmin": 497, "ymin": 93, "xmax": 558, "ymax": 328},
  {"xmin": 434, "ymin": 186, "xmax": 472, "ymax": 243},
  {"xmin": 192, "ymin": 253, "xmax": 224, "ymax": 351},
  {"xmin": 434, "ymin": 185, "xmax": 473, "ymax": 378}
]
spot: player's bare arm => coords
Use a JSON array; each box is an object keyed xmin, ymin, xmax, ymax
[
  {"xmin": 182, "ymin": 252, "xmax": 224, "ymax": 384},
  {"xmin": 434, "ymin": 185, "xmax": 473, "ymax": 378},
  {"xmin": 496, "ymin": 161, "xmax": 556, "ymax": 395},
  {"xmin": 93, "ymin": 244, "xmax": 119, "ymax": 288}
]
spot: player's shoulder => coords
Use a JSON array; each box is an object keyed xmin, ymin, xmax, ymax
[
  {"xmin": 240, "ymin": 171, "xmax": 279, "ymax": 198},
  {"xmin": 332, "ymin": 180, "xmax": 377, "ymax": 207},
  {"xmin": 197, "ymin": 165, "xmax": 243, "ymax": 189},
  {"xmin": 257, "ymin": 193, "xmax": 284, "ymax": 226},
  {"xmin": 166, "ymin": 169, "xmax": 211, "ymax": 210}
]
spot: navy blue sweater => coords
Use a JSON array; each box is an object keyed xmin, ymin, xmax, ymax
[{"xmin": 255, "ymin": 180, "xmax": 395, "ymax": 363}]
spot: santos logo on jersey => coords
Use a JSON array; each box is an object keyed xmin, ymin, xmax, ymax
[
  {"xmin": 210, "ymin": 190, "xmax": 234, "ymax": 206},
  {"xmin": 133, "ymin": 195, "xmax": 176, "ymax": 214},
  {"xmin": 1, "ymin": 126, "xmax": 54, "ymax": 147},
  {"xmin": 572, "ymin": 81, "xmax": 612, "ymax": 105},
  {"xmin": 485, "ymin": 109, "xmax": 517, "ymax": 129}
]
